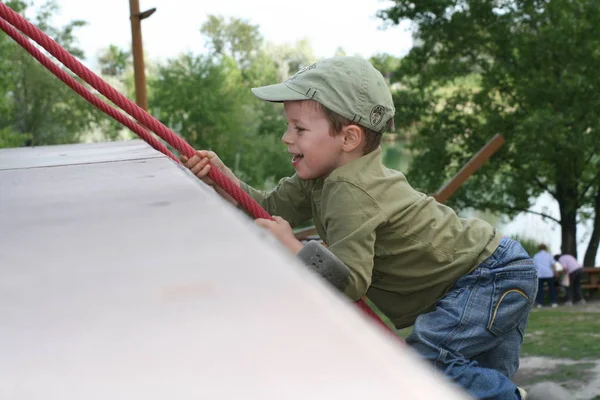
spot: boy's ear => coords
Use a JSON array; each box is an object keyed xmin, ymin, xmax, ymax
[{"xmin": 341, "ymin": 124, "xmax": 363, "ymax": 152}]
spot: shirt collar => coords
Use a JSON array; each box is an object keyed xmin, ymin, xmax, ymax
[{"xmin": 326, "ymin": 146, "xmax": 383, "ymax": 182}]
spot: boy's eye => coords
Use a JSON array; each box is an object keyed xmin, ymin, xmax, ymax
[{"xmin": 294, "ymin": 125, "xmax": 306, "ymax": 132}]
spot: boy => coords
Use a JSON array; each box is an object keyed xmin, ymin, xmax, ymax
[{"xmin": 183, "ymin": 56, "xmax": 537, "ymax": 399}]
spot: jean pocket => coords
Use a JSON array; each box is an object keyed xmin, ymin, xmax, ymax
[{"xmin": 487, "ymin": 271, "xmax": 536, "ymax": 336}]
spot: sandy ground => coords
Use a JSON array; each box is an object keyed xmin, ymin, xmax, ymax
[
  {"xmin": 514, "ymin": 300, "xmax": 600, "ymax": 400},
  {"xmin": 514, "ymin": 357, "xmax": 600, "ymax": 399}
]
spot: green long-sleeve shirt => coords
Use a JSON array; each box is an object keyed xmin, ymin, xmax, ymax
[{"xmin": 241, "ymin": 147, "xmax": 501, "ymax": 328}]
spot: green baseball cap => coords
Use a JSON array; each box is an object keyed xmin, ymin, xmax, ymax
[{"xmin": 251, "ymin": 56, "xmax": 395, "ymax": 133}]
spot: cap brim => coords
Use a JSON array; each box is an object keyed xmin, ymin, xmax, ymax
[{"xmin": 251, "ymin": 83, "xmax": 308, "ymax": 102}]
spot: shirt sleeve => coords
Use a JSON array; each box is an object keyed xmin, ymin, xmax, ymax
[
  {"xmin": 239, "ymin": 175, "xmax": 314, "ymax": 228},
  {"xmin": 320, "ymin": 181, "xmax": 387, "ymax": 301}
]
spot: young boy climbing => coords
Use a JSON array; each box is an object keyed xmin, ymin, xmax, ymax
[{"xmin": 182, "ymin": 56, "xmax": 537, "ymax": 400}]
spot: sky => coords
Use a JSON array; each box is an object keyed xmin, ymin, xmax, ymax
[
  {"xmin": 31, "ymin": 0, "xmax": 414, "ymax": 70},
  {"xmin": 501, "ymin": 193, "xmax": 599, "ymax": 265}
]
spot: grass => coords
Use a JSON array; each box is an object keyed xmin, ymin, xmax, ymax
[
  {"xmin": 373, "ymin": 303, "xmax": 600, "ymax": 360},
  {"xmin": 521, "ymin": 308, "xmax": 600, "ymax": 360},
  {"xmin": 370, "ymin": 300, "xmax": 600, "ymax": 394}
]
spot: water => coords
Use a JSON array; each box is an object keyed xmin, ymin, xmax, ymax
[{"xmin": 381, "ymin": 138, "xmax": 411, "ymax": 173}]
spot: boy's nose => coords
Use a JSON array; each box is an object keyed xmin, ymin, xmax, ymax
[{"xmin": 281, "ymin": 129, "xmax": 293, "ymax": 144}]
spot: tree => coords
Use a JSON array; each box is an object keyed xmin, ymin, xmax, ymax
[
  {"xmin": 148, "ymin": 15, "xmax": 296, "ymax": 188},
  {"xmin": 98, "ymin": 44, "xmax": 131, "ymax": 77},
  {"xmin": 265, "ymin": 38, "xmax": 317, "ymax": 82},
  {"xmin": 0, "ymin": 0, "xmax": 102, "ymax": 147},
  {"xmin": 379, "ymin": 0, "xmax": 600, "ymax": 265},
  {"xmin": 369, "ymin": 53, "xmax": 401, "ymax": 84},
  {"xmin": 92, "ymin": 44, "xmax": 140, "ymax": 142},
  {"xmin": 149, "ymin": 53, "xmax": 292, "ymax": 188},
  {"xmin": 150, "ymin": 55, "xmax": 247, "ymax": 149},
  {"xmin": 200, "ymin": 15, "xmax": 262, "ymax": 70}
]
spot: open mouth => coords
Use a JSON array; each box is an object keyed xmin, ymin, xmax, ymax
[{"xmin": 292, "ymin": 153, "xmax": 304, "ymax": 164}]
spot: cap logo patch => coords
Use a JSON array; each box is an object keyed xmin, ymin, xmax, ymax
[
  {"xmin": 370, "ymin": 105, "xmax": 386, "ymax": 126},
  {"xmin": 288, "ymin": 63, "xmax": 317, "ymax": 81}
]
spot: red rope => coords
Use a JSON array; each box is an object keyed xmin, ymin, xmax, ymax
[
  {"xmin": 0, "ymin": 18, "xmax": 178, "ymax": 163},
  {"xmin": 356, "ymin": 297, "xmax": 400, "ymax": 339},
  {"xmin": 0, "ymin": 3, "xmax": 396, "ymax": 336},
  {"xmin": 0, "ymin": 2, "xmax": 269, "ymax": 220}
]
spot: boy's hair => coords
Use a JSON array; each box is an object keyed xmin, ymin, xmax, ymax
[
  {"xmin": 554, "ymin": 254, "xmax": 561, "ymax": 261},
  {"xmin": 538, "ymin": 244, "xmax": 548, "ymax": 251},
  {"xmin": 318, "ymin": 102, "xmax": 386, "ymax": 155}
]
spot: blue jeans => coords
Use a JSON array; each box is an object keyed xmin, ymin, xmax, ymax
[{"xmin": 406, "ymin": 237, "xmax": 537, "ymax": 400}]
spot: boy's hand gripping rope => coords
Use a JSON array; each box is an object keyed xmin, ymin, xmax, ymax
[
  {"xmin": 0, "ymin": 2, "xmax": 269, "ymax": 220},
  {"xmin": 0, "ymin": 2, "xmax": 395, "ymax": 336}
]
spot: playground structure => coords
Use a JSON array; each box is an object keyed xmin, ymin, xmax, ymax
[
  {"xmin": 1, "ymin": 140, "xmax": 469, "ymax": 400},
  {"xmin": 0, "ymin": 4, "xmax": 510, "ymax": 398}
]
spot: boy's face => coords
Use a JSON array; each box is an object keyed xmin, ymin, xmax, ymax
[{"xmin": 282, "ymin": 101, "xmax": 346, "ymax": 180}]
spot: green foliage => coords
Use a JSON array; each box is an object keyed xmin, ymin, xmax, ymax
[
  {"xmin": 98, "ymin": 45, "xmax": 131, "ymax": 77},
  {"xmin": 0, "ymin": 0, "xmax": 104, "ymax": 148},
  {"xmin": 150, "ymin": 54, "xmax": 246, "ymax": 147},
  {"xmin": 32, "ymin": 0, "xmax": 86, "ymax": 59},
  {"xmin": 379, "ymin": 0, "xmax": 600, "ymax": 262},
  {"xmin": 369, "ymin": 53, "xmax": 401, "ymax": 84},
  {"xmin": 200, "ymin": 15, "xmax": 262, "ymax": 70},
  {"xmin": 0, "ymin": 127, "xmax": 30, "ymax": 148},
  {"xmin": 0, "ymin": 4, "xmax": 294, "ymax": 187},
  {"xmin": 149, "ymin": 54, "xmax": 292, "ymax": 187},
  {"xmin": 264, "ymin": 38, "xmax": 317, "ymax": 82},
  {"xmin": 150, "ymin": 16, "xmax": 294, "ymax": 188},
  {"xmin": 510, "ymin": 234, "xmax": 543, "ymax": 258}
]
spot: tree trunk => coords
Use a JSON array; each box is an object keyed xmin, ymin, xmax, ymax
[
  {"xmin": 560, "ymin": 210, "xmax": 578, "ymax": 257},
  {"xmin": 583, "ymin": 188, "xmax": 600, "ymax": 267},
  {"xmin": 557, "ymin": 182, "xmax": 578, "ymax": 257}
]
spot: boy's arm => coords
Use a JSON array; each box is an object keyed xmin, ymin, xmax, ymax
[
  {"xmin": 320, "ymin": 182, "xmax": 387, "ymax": 301},
  {"xmin": 182, "ymin": 150, "xmax": 313, "ymax": 228},
  {"xmin": 240, "ymin": 174, "xmax": 314, "ymax": 228},
  {"xmin": 181, "ymin": 150, "xmax": 240, "ymax": 206}
]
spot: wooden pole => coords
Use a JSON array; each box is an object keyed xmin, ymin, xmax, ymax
[
  {"xmin": 432, "ymin": 134, "xmax": 505, "ymax": 203},
  {"xmin": 129, "ymin": 0, "xmax": 156, "ymax": 111}
]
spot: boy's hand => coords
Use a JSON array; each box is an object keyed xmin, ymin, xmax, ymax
[
  {"xmin": 181, "ymin": 150, "xmax": 239, "ymax": 206},
  {"xmin": 256, "ymin": 216, "xmax": 304, "ymax": 255}
]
